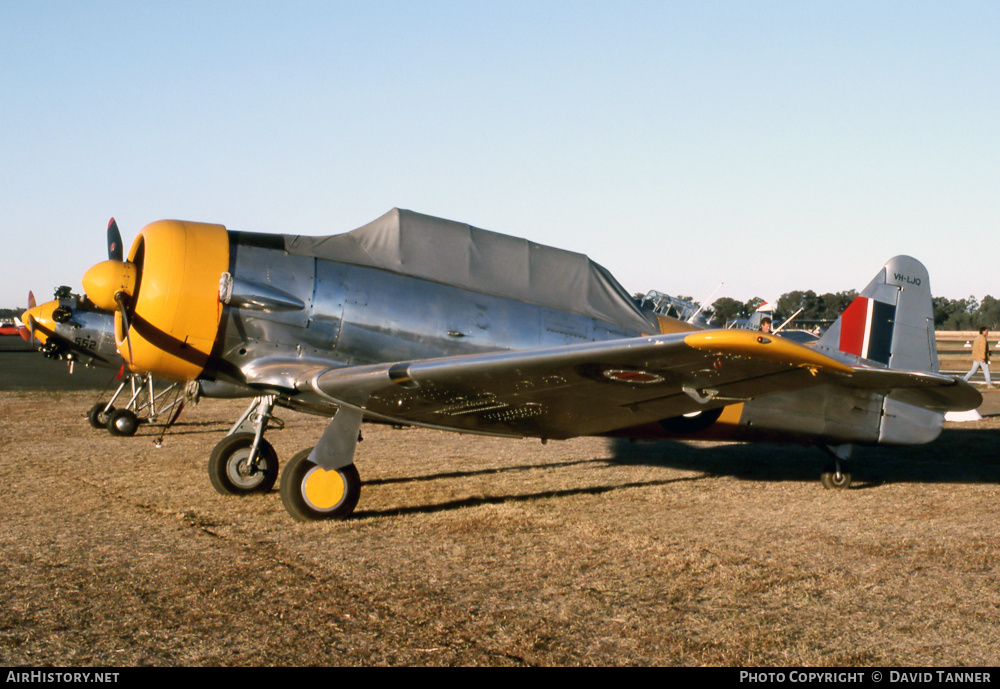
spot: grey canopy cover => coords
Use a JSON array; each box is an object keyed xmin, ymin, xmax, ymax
[{"xmin": 286, "ymin": 208, "xmax": 656, "ymax": 334}]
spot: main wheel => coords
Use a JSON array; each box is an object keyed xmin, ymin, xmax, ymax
[
  {"xmin": 280, "ymin": 447, "xmax": 361, "ymax": 522},
  {"xmin": 107, "ymin": 409, "xmax": 139, "ymax": 436},
  {"xmin": 821, "ymin": 469, "xmax": 852, "ymax": 489},
  {"xmin": 208, "ymin": 433, "xmax": 279, "ymax": 495},
  {"xmin": 88, "ymin": 403, "xmax": 114, "ymax": 429}
]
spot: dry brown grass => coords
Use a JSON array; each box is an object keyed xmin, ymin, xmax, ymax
[{"xmin": 2, "ymin": 381, "xmax": 999, "ymax": 666}]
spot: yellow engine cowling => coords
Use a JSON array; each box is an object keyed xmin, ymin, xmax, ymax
[
  {"xmin": 115, "ymin": 220, "xmax": 229, "ymax": 381},
  {"xmin": 20, "ymin": 299, "xmax": 59, "ymax": 345}
]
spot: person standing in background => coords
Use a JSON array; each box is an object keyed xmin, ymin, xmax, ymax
[{"xmin": 963, "ymin": 327, "xmax": 992, "ymax": 386}]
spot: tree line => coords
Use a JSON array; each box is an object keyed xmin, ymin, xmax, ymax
[{"xmin": 681, "ymin": 291, "xmax": 1000, "ymax": 331}]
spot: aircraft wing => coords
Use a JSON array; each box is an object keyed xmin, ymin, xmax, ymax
[
  {"xmin": 238, "ymin": 330, "xmax": 982, "ymax": 439},
  {"xmin": 272, "ymin": 329, "xmax": 979, "ymax": 440}
]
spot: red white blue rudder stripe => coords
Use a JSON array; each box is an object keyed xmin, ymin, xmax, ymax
[{"xmin": 838, "ymin": 297, "xmax": 897, "ymax": 366}]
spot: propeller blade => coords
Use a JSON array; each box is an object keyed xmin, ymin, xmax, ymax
[
  {"xmin": 107, "ymin": 218, "xmax": 123, "ymax": 262},
  {"xmin": 114, "ymin": 292, "xmax": 134, "ymax": 365},
  {"xmin": 18, "ymin": 291, "xmax": 36, "ymax": 341},
  {"xmin": 17, "ymin": 315, "xmax": 32, "ymax": 342}
]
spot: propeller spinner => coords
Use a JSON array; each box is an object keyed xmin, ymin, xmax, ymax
[{"xmin": 83, "ymin": 218, "xmax": 138, "ymax": 363}]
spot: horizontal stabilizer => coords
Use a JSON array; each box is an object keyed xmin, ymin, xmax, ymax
[{"xmin": 837, "ymin": 366, "xmax": 982, "ymax": 412}]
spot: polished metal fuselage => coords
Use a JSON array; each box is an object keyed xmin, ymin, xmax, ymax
[{"xmin": 212, "ymin": 235, "xmax": 646, "ymax": 411}]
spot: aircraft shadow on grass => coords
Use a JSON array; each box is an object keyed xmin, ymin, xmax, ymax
[
  {"xmin": 348, "ymin": 425, "xmax": 1000, "ymax": 520},
  {"xmin": 605, "ymin": 429, "xmax": 1000, "ymax": 488},
  {"xmin": 352, "ymin": 462, "xmax": 707, "ymax": 520}
]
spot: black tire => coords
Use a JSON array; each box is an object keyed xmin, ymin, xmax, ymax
[
  {"xmin": 88, "ymin": 403, "xmax": 114, "ymax": 429},
  {"xmin": 280, "ymin": 447, "xmax": 360, "ymax": 522},
  {"xmin": 208, "ymin": 433, "xmax": 279, "ymax": 495},
  {"xmin": 107, "ymin": 409, "xmax": 138, "ymax": 437},
  {"xmin": 821, "ymin": 470, "xmax": 852, "ymax": 489}
]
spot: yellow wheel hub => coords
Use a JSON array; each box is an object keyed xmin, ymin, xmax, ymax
[{"xmin": 302, "ymin": 467, "xmax": 347, "ymax": 511}]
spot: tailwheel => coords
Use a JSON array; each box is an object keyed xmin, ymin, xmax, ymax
[
  {"xmin": 280, "ymin": 447, "xmax": 361, "ymax": 522},
  {"xmin": 107, "ymin": 409, "xmax": 139, "ymax": 436},
  {"xmin": 208, "ymin": 432, "xmax": 279, "ymax": 495},
  {"xmin": 88, "ymin": 403, "xmax": 114, "ymax": 429},
  {"xmin": 820, "ymin": 465, "xmax": 852, "ymax": 489},
  {"xmin": 819, "ymin": 443, "xmax": 853, "ymax": 490}
]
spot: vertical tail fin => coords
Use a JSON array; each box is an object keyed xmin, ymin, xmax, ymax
[
  {"xmin": 817, "ymin": 256, "xmax": 937, "ymax": 373},
  {"xmin": 816, "ymin": 256, "xmax": 947, "ymax": 444}
]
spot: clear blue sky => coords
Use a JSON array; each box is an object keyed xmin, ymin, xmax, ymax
[{"xmin": 2, "ymin": 1, "xmax": 998, "ymax": 309}]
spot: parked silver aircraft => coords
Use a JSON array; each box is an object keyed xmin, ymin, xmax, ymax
[
  {"xmin": 20, "ymin": 287, "xmax": 187, "ymax": 436},
  {"xmin": 58, "ymin": 209, "xmax": 978, "ymax": 521},
  {"xmin": 19, "ymin": 222, "xmax": 188, "ymax": 436}
]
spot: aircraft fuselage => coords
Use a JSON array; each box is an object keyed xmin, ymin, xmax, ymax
[{"xmin": 212, "ymin": 231, "xmax": 654, "ymax": 411}]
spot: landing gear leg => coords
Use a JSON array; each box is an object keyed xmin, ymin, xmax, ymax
[
  {"xmin": 208, "ymin": 396, "xmax": 280, "ymax": 495},
  {"xmin": 280, "ymin": 406, "xmax": 363, "ymax": 521},
  {"xmin": 90, "ymin": 373, "xmax": 182, "ymax": 436},
  {"xmin": 819, "ymin": 443, "xmax": 853, "ymax": 489},
  {"xmin": 130, "ymin": 373, "xmax": 182, "ymax": 428}
]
